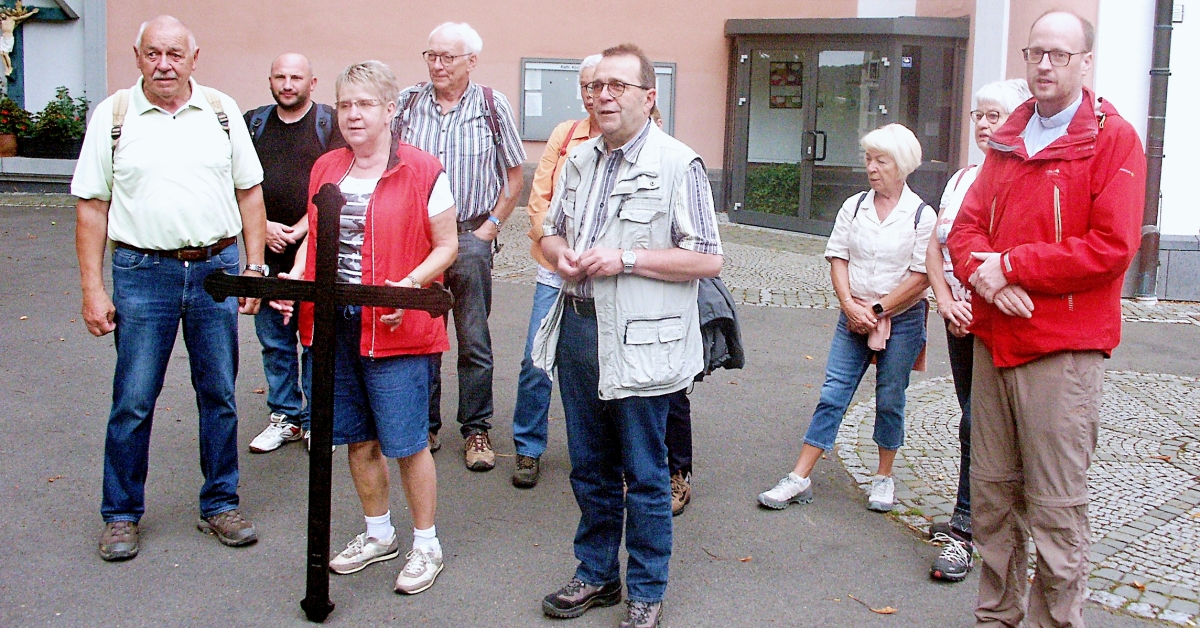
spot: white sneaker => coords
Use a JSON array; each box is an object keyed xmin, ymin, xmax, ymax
[
  {"xmin": 757, "ymin": 472, "xmax": 813, "ymax": 509},
  {"xmin": 329, "ymin": 532, "xmax": 400, "ymax": 575},
  {"xmin": 868, "ymin": 475, "xmax": 895, "ymax": 512},
  {"xmin": 305, "ymin": 431, "xmax": 336, "ymax": 453},
  {"xmin": 394, "ymin": 548, "xmax": 444, "ymax": 594},
  {"xmin": 248, "ymin": 413, "xmax": 304, "ymax": 453}
]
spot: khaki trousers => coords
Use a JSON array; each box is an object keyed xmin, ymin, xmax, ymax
[{"xmin": 971, "ymin": 340, "xmax": 1103, "ymax": 628}]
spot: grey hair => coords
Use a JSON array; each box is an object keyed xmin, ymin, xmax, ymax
[
  {"xmin": 973, "ymin": 78, "xmax": 1032, "ymax": 115},
  {"xmin": 860, "ymin": 123, "xmax": 922, "ymax": 178},
  {"xmin": 579, "ymin": 54, "xmax": 602, "ymax": 78},
  {"xmin": 134, "ymin": 16, "xmax": 197, "ymax": 53},
  {"xmin": 336, "ymin": 60, "xmax": 400, "ymax": 111},
  {"xmin": 429, "ymin": 22, "xmax": 483, "ymax": 54}
]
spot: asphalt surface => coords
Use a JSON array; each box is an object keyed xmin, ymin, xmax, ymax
[{"xmin": 0, "ymin": 202, "xmax": 1185, "ymax": 627}]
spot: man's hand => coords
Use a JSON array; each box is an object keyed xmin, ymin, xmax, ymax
[
  {"xmin": 82, "ymin": 289, "xmax": 117, "ymax": 337},
  {"xmin": 555, "ymin": 248, "xmax": 586, "ymax": 282},
  {"xmin": 472, "ymin": 220, "xmax": 500, "ymax": 243},
  {"xmin": 265, "ymin": 220, "xmax": 299, "ymax": 253},
  {"xmin": 993, "ymin": 284, "xmax": 1034, "ymax": 318},
  {"xmin": 237, "ymin": 268, "xmax": 263, "ymax": 315},
  {"xmin": 577, "ymin": 247, "xmax": 624, "ymax": 278},
  {"xmin": 969, "ymin": 252, "xmax": 1008, "ymax": 301}
]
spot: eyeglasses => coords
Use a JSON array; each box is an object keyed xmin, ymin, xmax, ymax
[
  {"xmin": 335, "ymin": 99, "xmax": 383, "ymax": 112},
  {"xmin": 584, "ymin": 80, "xmax": 653, "ymax": 98},
  {"xmin": 422, "ymin": 50, "xmax": 469, "ymax": 66},
  {"xmin": 970, "ymin": 110, "xmax": 1003, "ymax": 124},
  {"xmin": 1021, "ymin": 48, "xmax": 1085, "ymax": 67}
]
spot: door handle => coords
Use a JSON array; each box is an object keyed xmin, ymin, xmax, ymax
[
  {"xmin": 814, "ymin": 131, "xmax": 828, "ymax": 162},
  {"xmin": 803, "ymin": 130, "xmax": 816, "ymax": 160}
]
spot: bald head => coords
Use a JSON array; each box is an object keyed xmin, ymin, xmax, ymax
[
  {"xmin": 1026, "ymin": 10, "xmax": 1094, "ymax": 117},
  {"xmin": 269, "ymin": 53, "xmax": 317, "ymax": 113},
  {"xmin": 1030, "ymin": 11, "xmax": 1093, "ymax": 52},
  {"xmin": 135, "ymin": 15, "xmax": 196, "ymax": 53}
]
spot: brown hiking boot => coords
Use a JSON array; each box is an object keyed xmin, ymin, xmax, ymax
[
  {"xmin": 463, "ymin": 431, "xmax": 495, "ymax": 471},
  {"xmin": 99, "ymin": 520, "xmax": 139, "ymax": 561},
  {"xmin": 197, "ymin": 509, "xmax": 258, "ymax": 547},
  {"xmin": 670, "ymin": 472, "xmax": 691, "ymax": 516},
  {"xmin": 512, "ymin": 454, "xmax": 540, "ymax": 488}
]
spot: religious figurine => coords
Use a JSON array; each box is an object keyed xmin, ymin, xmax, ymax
[{"xmin": 0, "ymin": 3, "xmax": 38, "ymax": 77}]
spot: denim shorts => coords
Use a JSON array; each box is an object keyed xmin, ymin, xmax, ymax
[{"xmin": 333, "ymin": 306, "xmax": 432, "ymax": 459}]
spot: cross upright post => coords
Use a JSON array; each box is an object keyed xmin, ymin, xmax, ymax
[{"xmin": 204, "ymin": 182, "xmax": 452, "ymax": 623}]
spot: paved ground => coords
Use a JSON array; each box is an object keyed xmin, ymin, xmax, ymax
[{"xmin": 1, "ymin": 195, "xmax": 1193, "ymax": 627}]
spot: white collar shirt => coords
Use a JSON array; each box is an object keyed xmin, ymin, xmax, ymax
[
  {"xmin": 823, "ymin": 185, "xmax": 935, "ymax": 306},
  {"xmin": 71, "ymin": 77, "xmax": 263, "ymax": 250},
  {"xmin": 1021, "ymin": 93, "xmax": 1083, "ymax": 157}
]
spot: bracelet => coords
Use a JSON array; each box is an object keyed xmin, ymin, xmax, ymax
[{"xmin": 407, "ymin": 274, "xmax": 422, "ymax": 289}]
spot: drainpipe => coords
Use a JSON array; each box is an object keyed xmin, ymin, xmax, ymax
[{"xmin": 1136, "ymin": 0, "xmax": 1174, "ymax": 301}]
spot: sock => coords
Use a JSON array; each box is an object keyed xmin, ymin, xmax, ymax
[
  {"xmin": 788, "ymin": 472, "xmax": 809, "ymax": 487},
  {"xmin": 365, "ymin": 512, "xmax": 394, "ymax": 542},
  {"xmin": 413, "ymin": 525, "xmax": 441, "ymax": 556}
]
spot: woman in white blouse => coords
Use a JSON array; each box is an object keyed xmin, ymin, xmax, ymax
[
  {"xmin": 925, "ymin": 78, "xmax": 1030, "ymax": 583},
  {"xmin": 759, "ymin": 123, "xmax": 933, "ymax": 514}
]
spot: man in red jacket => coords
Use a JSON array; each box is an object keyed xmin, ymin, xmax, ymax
[{"xmin": 948, "ymin": 10, "xmax": 1145, "ymax": 628}]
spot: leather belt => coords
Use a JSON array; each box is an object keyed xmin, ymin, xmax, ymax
[
  {"xmin": 564, "ymin": 295, "xmax": 596, "ymax": 318},
  {"xmin": 114, "ymin": 236, "xmax": 237, "ymax": 262},
  {"xmin": 457, "ymin": 214, "xmax": 489, "ymax": 233}
]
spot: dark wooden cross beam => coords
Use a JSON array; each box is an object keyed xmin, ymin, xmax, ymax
[{"xmin": 204, "ymin": 182, "xmax": 453, "ymax": 623}]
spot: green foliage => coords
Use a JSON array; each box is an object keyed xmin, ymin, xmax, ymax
[
  {"xmin": 0, "ymin": 95, "xmax": 31, "ymax": 135},
  {"xmin": 745, "ymin": 162, "xmax": 801, "ymax": 216},
  {"xmin": 28, "ymin": 86, "xmax": 89, "ymax": 142}
]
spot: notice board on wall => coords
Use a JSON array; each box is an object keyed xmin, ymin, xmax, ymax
[{"xmin": 519, "ymin": 58, "xmax": 676, "ymax": 141}]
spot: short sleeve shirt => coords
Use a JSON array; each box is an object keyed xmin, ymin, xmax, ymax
[
  {"xmin": 71, "ymin": 78, "xmax": 264, "ymax": 250},
  {"xmin": 824, "ymin": 185, "xmax": 934, "ymax": 305}
]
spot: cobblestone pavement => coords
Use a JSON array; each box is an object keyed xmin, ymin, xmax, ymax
[{"xmin": 494, "ymin": 219, "xmax": 1200, "ymax": 625}]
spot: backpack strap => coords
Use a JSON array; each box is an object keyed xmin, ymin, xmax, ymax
[
  {"xmin": 851, "ymin": 191, "xmax": 869, "ymax": 219},
  {"xmin": 248, "ymin": 104, "xmax": 274, "ymax": 144},
  {"xmin": 110, "ymin": 89, "xmax": 130, "ymax": 159},
  {"xmin": 314, "ymin": 103, "xmax": 334, "ymax": 150},
  {"xmin": 480, "ymin": 85, "xmax": 509, "ymax": 197},
  {"xmin": 394, "ymin": 82, "xmax": 428, "ymax": 137},
  {"xmin": 200, "ymin": 87, "xmax": 231, "ymax": 138},
  {"xmin": 914, "ymin": 202, "xmax": 928, "ymax": 230},
  {"xmin": 559, "ymin": 119, "xmax": 583, "ymax": 157},
  {"xmin": 952, "ymin": 165, "xmax": 976, "ymax": 191}
]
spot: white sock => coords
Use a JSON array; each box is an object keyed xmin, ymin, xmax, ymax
[
  {"xmin": 413, "ymin": 525, "xmax": 441, "ymax": 556},
  {"xmin": 365, "ymin": 512, "xmax": 394, "ymax": 542},
  {"xmin": 789, "ymin": 472, "xmax": 810, "ymax": 487}
]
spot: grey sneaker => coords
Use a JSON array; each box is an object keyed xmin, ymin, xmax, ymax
[
  {"xmin": 512, "ymin": 455, "xmax": 540, "ymax": 488},
  {"xmin": 394, "ymin": 548, "xmax": 444, "ymax": 594},
  {"xmin": 758, "ymin": 473, "xmax": 813, "ymax": 509},
  {"xmin": 197, "ymin": 509, "xmax": 257, "ymax": 547},
  {"xmin": 930, "ymin": 532, "xmax": 974, "ymax": 582},
  {"xmin": 99, "ymin": 521, "xmax": 139, "ymax": 561},
  {"xmin": 620, "ymin": 600, "xmax": 663, "ymax": 628},
  {"xmin": 329, "ymin": 532, "xmax": 401, "ymax": 575},
  {"xmin": 867, "ymin": 475, "xmax": 895, "ymax": 512},
  {"xmin": 542, "ymin": 578, "xmax": 622, "ymax": 618}
]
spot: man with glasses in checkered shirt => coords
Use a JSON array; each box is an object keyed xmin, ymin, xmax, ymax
[{"xmin": 395, "ymin": 22, "xmax": 526, "ymax": 472}]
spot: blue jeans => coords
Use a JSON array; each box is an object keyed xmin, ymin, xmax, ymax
[
  {"xmin": 102, "ymin": 245, "xmax": 242, "ymax": 522},
  {"xmin": 429, "ymin": 232, "xmax": 494, "ymax": 437},
  {"xmin": 945, "ymin": 323, "xmax": 974, "ymax": 528},
  {"xmin": 803, "ymin": 301, "xmax": 928, "ymax": 452},
  {"xmin": 254, "ymin": 305, "xmax": 309, "ymax": 430},
  {"xmin": 557, "ymin": 307, "xmax": 672, "ymax": 603},
  {"xmin": 512, "ymin": 281, "xmax": 560, "ymax": 457}
]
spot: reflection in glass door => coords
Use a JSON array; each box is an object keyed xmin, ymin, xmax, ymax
[
  {"xmin": 743, "ymin": 49, "xmax": 809, "ymax": 219},
  {"xmin": 809, "ymin": 49, "xmax": 886, "ymax": 224}
]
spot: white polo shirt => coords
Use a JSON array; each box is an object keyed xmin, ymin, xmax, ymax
[{"xmin": 71, "ymin": 77, "xmax": 263, "ymax": 250}]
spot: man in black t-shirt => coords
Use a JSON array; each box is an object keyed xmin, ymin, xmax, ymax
[{"xmin": 244, "ymin": 53, "xmax": 344, "ymax": 454}]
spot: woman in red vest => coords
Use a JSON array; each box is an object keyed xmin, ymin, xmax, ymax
[{"xmin": 277, "ymin": 60, "xmax": 457, "ymax": 596}]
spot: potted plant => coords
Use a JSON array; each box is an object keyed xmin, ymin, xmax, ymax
[
  {"xmin": 0, "ymin": 95, "xmax": 31, "ymax": 157},
  {"xmin": 20, "ymin": 86, "xmax": 88, "ymax": 159}
]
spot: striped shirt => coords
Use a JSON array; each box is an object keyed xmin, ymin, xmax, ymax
[
  {"xmin": 551, "ymin": 121, "xmax": 722, "ymax": 298},
  {"xmin": 396, "ymin": 82, "xmax": 526, "ymax": 221}
]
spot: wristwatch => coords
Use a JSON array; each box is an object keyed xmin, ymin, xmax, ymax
[
  {"xmin": 872, "ymin": 301, "xmax": 885, "ymax": 316},
  {"xmin": 245, "ymin": 263, "xmax": 269, "ymax": 276},
  {"xmin": 621, "ymin": 249, "xmax": 637, "ymax": 274},
  {"xmin": 486, "ymin": 215, "xmax": 503, "ymax": 229}
]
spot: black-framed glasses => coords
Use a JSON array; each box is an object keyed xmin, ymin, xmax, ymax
[
  {"xmin": 970, "ymin": 110, "xmax": 1003, "ymax": 124},
  {"xmin": 1021, "ymin": 48, "xmax": 1085, "ymax": 67},
  {"xmin": 422, "ymin": 50, "xmax": 470, "ymax": 65},
  {"xmin": 335, "ymin": 99, "xmax": 383, "ymax": 112},
  {"xmin": 584, "ymin": 80, "xmax": 653, "ymax": 98}
]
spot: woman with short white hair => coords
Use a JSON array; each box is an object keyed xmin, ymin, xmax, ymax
[{"xmin": 759, "ymin": 123, "xmax": 933, "ymax": 514}]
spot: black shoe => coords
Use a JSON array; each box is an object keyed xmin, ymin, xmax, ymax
[
  {"xmin": 428, "ymin": 431, "xmax": 441, "ymax": 453},
  {"xmin": 620, "ymin": 600, "xmax": 663, "ymax": 628},
  {"xmin": 542, "ymin": 578, "xmax": 622, "ymax": 618},
  {"xmin": 930, "ymin": 532, "xmax": 974, "ymax": 582},
  {"xmin": 99, "ymin": 521, "xmax": 139, "ymax": 561},
  {"xmin": 929, "ymin": 520, "xmax": 971, "ymax": 542},
  {"xmin": 512, "ymin": 455, "xmax": 540, "ymax": 488}
]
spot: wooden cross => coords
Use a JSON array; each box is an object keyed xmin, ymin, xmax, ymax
[{"xmin": 204, "ymin": 182, "xmax": 453, "ymax": 623}]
